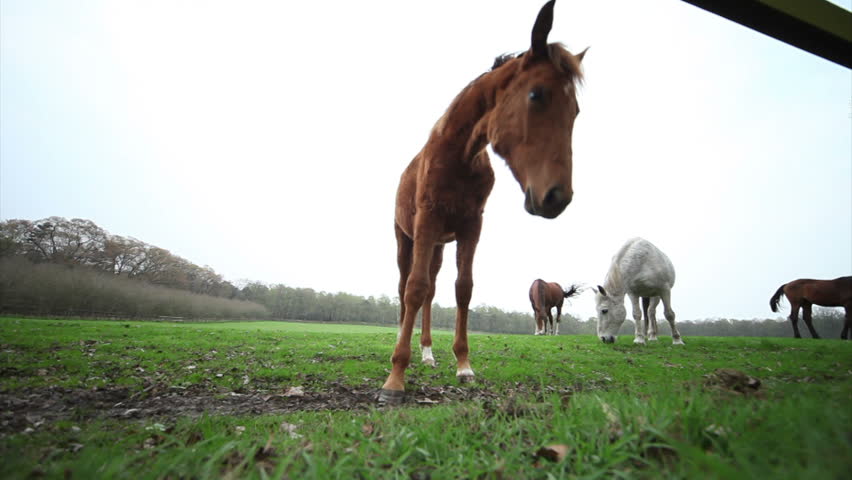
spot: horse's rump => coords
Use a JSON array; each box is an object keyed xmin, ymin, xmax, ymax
[{"xmin": 778, "ymin": 277, "xmax": 852, "ymax": 308}]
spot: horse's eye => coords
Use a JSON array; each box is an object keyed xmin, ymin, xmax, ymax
[
  {"xmin": 528, "ymin": 87, "xmax": 544, "ymax": 102},
  {"xmin": 601, "ymin": 309, "xmax": 609, "ymax": 315}
]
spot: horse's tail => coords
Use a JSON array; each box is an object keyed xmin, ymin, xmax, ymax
[
  {"xmin": 769, "ymin": 284, "xmax": 786, "ymax": 312},
  {"xmin": 562, "ymin": 284, "xmax": 582, "ymax": 300},
  {"xmin": 537, "ymin": 280, "xmax": 547, "ymax": 315},
  {"xmin": 529, "ymin": 279, "xmax": 543, "ymax": 315}
]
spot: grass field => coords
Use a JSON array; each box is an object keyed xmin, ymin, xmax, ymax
[{"xmin": 1, "ymin": 317, "xmax": 850, "ymax": 479}]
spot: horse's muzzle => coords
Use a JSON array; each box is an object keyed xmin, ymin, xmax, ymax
[
  {"xmin": 600, "ymin": 335, "xmax": 616, "ymax": 344},
  {"xmin": 524, "ymin": 186, "xmax": 572, "ymax": 219}
]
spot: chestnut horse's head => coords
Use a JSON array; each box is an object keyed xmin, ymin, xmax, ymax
[{"xmin": 487, "ymin": 0, "xmax": 586, "ymax": 219}]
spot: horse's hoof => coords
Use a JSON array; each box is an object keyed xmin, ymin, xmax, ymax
[
  {"xmin": 672, "ymin": 338, "xmax": 685, "ymax": 345},
  {"xmin": 633, "ymin": 338, "xmax": 646, "ymax": 345},
  {"xmin": 377, "ymin": 389, "xmax": 405, "ymax": 405},
  {"xmin": 648, "ymin": 336, "xmax": 658, "ymax": 341},
  {"xmin": 422, "ymin": 358, "xmax": 436, "ymax": 368},
  {"xmin": 457, "ymin": 368, "xmax": 475, "ymax": 384}
]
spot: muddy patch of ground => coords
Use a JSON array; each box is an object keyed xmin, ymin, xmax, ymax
[
  {"xmin": 1, "ymin": 380, "xmax": 555, "ymax": 433},
  {"xmin": 0, "ymin": 371, "xmax": 616, "ymax": 434}
]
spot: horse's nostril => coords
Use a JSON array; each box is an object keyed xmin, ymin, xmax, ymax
[
  {"xmin": 527, "ymin": 185, "xmax": 571, "ymax": 218},
  {"xmin": 543, "ymin": 186, "xmax": 564, "ymax": 208}
]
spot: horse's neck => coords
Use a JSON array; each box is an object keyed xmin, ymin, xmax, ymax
[{"xmin": 425, "ymin": 67, "xmax": 510, "ymax": 167}]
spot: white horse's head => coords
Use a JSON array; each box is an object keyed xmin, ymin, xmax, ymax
[{"xmin": 593, "ymin": 285, "xmax": 626, "ymax": 343}]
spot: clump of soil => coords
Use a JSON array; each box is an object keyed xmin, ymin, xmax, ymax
[{"xmin": 703, "ymin": 368, "xmax": 761, "ymax": 395}]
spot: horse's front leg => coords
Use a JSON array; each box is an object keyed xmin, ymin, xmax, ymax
[
  {"xmin": 394, "ymin": 224, "xmax": 412, "ymax": 342},
  {"xmin": 630, "ymin": 294, "xmax": 645, "ymax": 344},
  {"xmin": 842, "ymin": 303, "xmax": 851, "ymax": 340},
  {"xmin": 453, "ymin": 219, "xmax": 483, "ymax": 383},
  {"xmin": 380, "ymin": 233, "xmax": 436, "ymax": 402},
  {"xmin": 420, "ymin": 245, "xmax": 444, "ymax": 367}
]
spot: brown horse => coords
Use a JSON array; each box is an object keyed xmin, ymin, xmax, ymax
[
  {"xmin": 769, "ymin": 276, "xmax": 852, "ymax": 339},
  {"xmin": 380, "ymin": 0, "xmax": 587, "ymax": 403},
  {"xmin": 529, "ymin": 279, "xmax": 580, "ymax": 335}
]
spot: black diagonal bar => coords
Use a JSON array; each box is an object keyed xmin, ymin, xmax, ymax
[{"xmin": 681, "ymin": 0, "xmax": 852, "ymax": 69}]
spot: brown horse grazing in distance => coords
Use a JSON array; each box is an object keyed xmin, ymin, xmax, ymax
[
  {"xmin": 380, "ymin": 0, "xmax": 587, "ymax": 403},
  {"xmin": 529, "ymin": 279, "xmax": 580, "ymax": 335},
  {"xmin": 769, "ymin": 276, "xmax": 852, "ymax": 339}
]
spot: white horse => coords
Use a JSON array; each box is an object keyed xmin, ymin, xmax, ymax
[{"xmin": 591, "ymin": 237, "xmax": 684, "ymax": 345}]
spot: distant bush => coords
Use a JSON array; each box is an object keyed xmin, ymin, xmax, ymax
[{"xmin": 0, "ymin": 256, "xmax": 268, "ymax": 320}]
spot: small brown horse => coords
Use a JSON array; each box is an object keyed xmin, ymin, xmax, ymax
[
  {"xmin": 529, "ymin": 279, "xmax": 580, "ymax": 335},
  {"xmin": 380, "ymin": 0, "xmax": 587, "ymax": 403},
  {"xmin": 769, "ymin": 276, "xmax": 852, "ymax": 339}
]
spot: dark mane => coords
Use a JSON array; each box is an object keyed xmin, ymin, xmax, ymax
[
  {"xmin": 490, "ymin": 43, "xmax": 584, "ymax": 84},
  {"xmin": 491, "ymin": 52, "xmax": 521, "ymax": 70}
]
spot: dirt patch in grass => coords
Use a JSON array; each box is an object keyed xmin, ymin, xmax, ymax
[
  {"xmin": 0, "ymin": 383, "xmax": 368, "ymax": 433},
  {"xmin": 1, "ymin": 380, "xmax": 569, "ymax": 433}
]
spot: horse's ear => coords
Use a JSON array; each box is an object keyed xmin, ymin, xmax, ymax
[
  {"xmin": 597, "ymin": 285, "xmax": 607, "ymax": 297},
  {"xmin": 575, "ymin": 46, "xmax": 589, "ymax": 63},
  {"xmin": 530, "ymin": 0, "xmax": 556, "ymax": 59}
]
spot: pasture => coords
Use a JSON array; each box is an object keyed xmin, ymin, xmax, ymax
[{"xmin": 1, "ymin": 317, "xmax": 850, "ymax": 479}]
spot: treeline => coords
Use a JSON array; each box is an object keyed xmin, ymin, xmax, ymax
[
  {"xmin": 0, "ymin": 217, "xmax": 240, "ymax": 298},
  {"xmin": 0, "ymin": 256, "xmax": 268, "ymax": 320},
  {"xmin": 0, "ymin": 217, "xmax": 561, "ymax": 332},
  {"xmin": 674, "ymin": 310, "xmax": 847, "ymax": 339},
  {"xmin": 239, "ymin": 281, "xmax": 567, "ymax": 334},
  {"xmin": 1, "ymin": 217, "xmax": 846, "ymax": 337},
  {"xmin": 235, "ymin": 284, "xmax": 845, "ymax": 338}
]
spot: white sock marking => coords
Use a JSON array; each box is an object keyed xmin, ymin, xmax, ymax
[{"xmin": 421, "ymin": 346, "xmax": 435, "ymax": 365}]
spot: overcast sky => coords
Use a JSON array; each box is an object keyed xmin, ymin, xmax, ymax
[{"xmin": 2, "ymin": 0, "xmax": 850, "ymax": 323}]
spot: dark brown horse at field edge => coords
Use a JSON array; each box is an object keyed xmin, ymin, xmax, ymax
[
  {"xmin": 380, "ymin": 0, "xmax": 587, "ymax": 403},
  {"xmin": 529, "ymin": 279, "xmax": 580, "ymax": 335},
  {"xmin": 769, "ymin": 276, "xmax": 852, "ymax": 339}
]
